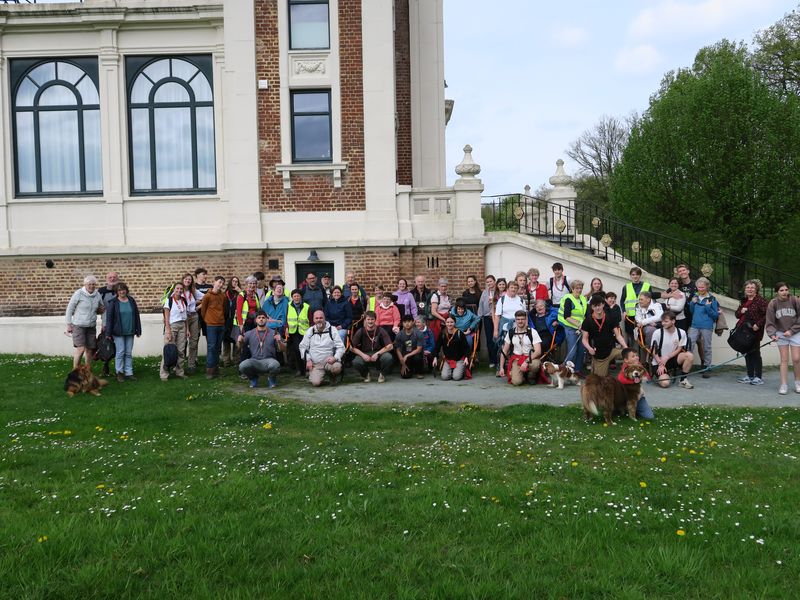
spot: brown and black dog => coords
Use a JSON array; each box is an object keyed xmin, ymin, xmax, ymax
[
  {"xmin": 581, "ymin": 363, "xmax": 646, "ymax": 425},
  {"xmin": 64, "ymin": 365, "xmax": 108, "ymax": 397}
]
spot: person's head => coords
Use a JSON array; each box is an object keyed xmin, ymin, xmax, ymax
[
  {"xmin": 321, "ymin": 273, "xmax": 331, "ymax": 287},
  {"xmin": 332, "ymin": 285, "xmax": 343, "ymax": 300},
  {"xmin": 291, "ymin": 289, "xmax": 303, "ymax": 303},
  {"xmin": 570, "ymin": 279, "xmax": 584, "ymax": 296},
  {"xmin": 621, "ymin": 347, "xmax": 640, "ymax": 365},
  {"xmin": 590, "ymin": 294, "xmax": 606, "ymax": 314},
  {"xmin": 485, "ymin": 274, "xmax": 496, "ymax": 290},
  {"xmin": 496, "ymin": 278, "xmax": 507, "ymax": 293},
  {"xmin": 182, "ymin": 273, "xmax": 194, "ymax": 289},
  {"xmin": 605, "ymin": 291, "xmax": 617, "ymax": 307},
  {"xmin": 415, "ymin": 316, "xmax": 427, "ymax": 331},
  {"xmin": 273, "ymin": 283, "xmax": 285, "ymax": 297},
  {"xmin": 244, "ymin": 275, "xmax": 257, "ymax": 293},
  {"xmin": 528, "ymin": 268, "xmax": 540, "ymax": 283},
  {"xmin": 415, "ymin": 275, "xmax": 426, "ymax": 289},
  {"xmin": 445, "ymin": 315, "xmax": 456, "ymax": 331},
  {"xmin": 83, "ymin": 275, "xmax": 98, "ymax": 291},
  {"xmin": 466, "ymin": 275, "xmax": 478, "ymax": 291},
  {"xmin": 676, "ymin": 263, "xmax": 690, "ymax": 281},
  {"xmin": 402, "ymin": 313, "xmax": 415, "ymax": 331},
  {"xmin": 506, "ymin": 281, "xmax": 519, "ymax": 296},
  {"xmin": 306, "ymin": 272, "xmax": 317, "ymax": 287},
  {"xmin": 535, "ymin": 299, "xmax": 547, "ymax": 315},
  {"xmin": 106, "ymin": 271, "xmax": 119, "ymax": 286},
  {"xmin": 253, "ymin": 271, "xmax": 266, "ymax": 288},
  {"xmin": 255, "ymin": 310, "xmax": 268, "ymax": 329},
  {"xmin": 774, "ymin": 281, "xmax": 790, "ymax": 300},
  {"xmin": 515, "ymin": 271, "xmax": 527, "ymax": 288},
  {"xmin": 313, "ymin": 310, "xmax": 326, "ymax": 329},
  {"xmin": 397, "ymin": 277, "xmax": 408, "ymax": 291},
  {"xmin": 552, "ymin": 262, "xmax": 564, "ymax": 275},
  {"xmin": 638, "ymin": 290, "xmax": 652, "ymax": 307},
  {"xmin": 438, "ymin": 277, "xmax": 448, "ymax": 292},
  {"xmin": 455, "ymin": 298, "xmax": 466, "ymax": 314},
  {"xmin": 588, "ymin": 277, "xmax": 603, "ymax": 293},
  {"xmin": 364, "ymin": 311, "xmax": 377, "ymax": 329},
  {"xmin": 380, "ymin": 292, "xmax": 393, "ymax": 307},
  {"xmin": 228, "ymin": 276, "xmax": 241, "ymax": 291},
  {"xmin": 696, "ymin": 277, "xmax": 710, "ymax": 295},
  {"xmin": 374, "ymin": 285, "xmax": 384, "ymax": 300},
  {"xmin": 173, "ymin": 281, "xmax": 185, "ymax": 296},
  {"xmin": 743, "ymin": 279, "xmax": 760, "ymax": 298},
  {"xmin": 661, "ymin": 311, "xmax": 676, "ymax": 330},
  {"xmin": 349, "ymin": 283, "xmax": 360, "ymax": 298},
  {"xmin": 668, "ymin": 277, "xmax": 679, "ymax": 291},
  {"xmin": 194, "ymin": 267, "xmax": 207, "ymax": 283},
  {"xmin": 345, "ymin": 271, "xmax": 356, "ymax": 285},
  {"xmin": 115, "ymin": 282, "xmax": 129, "ymax": 297},
  {"xmin": 629, "ymin": 267, "xmax": 642, "ymax": 283},
  {"xmin": 212, "ymin": 275, "xmax": 225, "ymax": 292},
  {"xmin": 514, "ymin": 309, "xmax": 527, "ymax": 329}
]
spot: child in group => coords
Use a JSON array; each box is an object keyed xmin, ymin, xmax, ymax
[
  {"xmin": 619, "ymin": 347, "xmax": 654, "ymax": 420},
  {"xmin": 415, "ymin": 316, "xmax": 436, "ymax": 372}
]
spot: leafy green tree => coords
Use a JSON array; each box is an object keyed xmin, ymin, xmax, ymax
[
  {"xmin": 753, "ymin": 5, "xmax": 800, "ymax": 97},
  {"xmin": 610, "ymin": 40, "xmax": 800, "ymax": 282}
]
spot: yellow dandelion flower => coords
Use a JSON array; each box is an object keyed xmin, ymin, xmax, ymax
[
  {"xmin": 37, "ymin": 535, "xmax": 48, "ymax": 543},
  {"xmin": 459, "ymin": 464, "xmax": 465, "ymax": 468},
  {"xmin": 570, "ymin": 461, "xmax": 578, "ymax": 467},
  {"xmin": 689, "ymin": 449, "xmax": 696, "ymax": 454},
  {"xmin": 262, "ymin": 423, "xmax": 273, "ymax": 430},
  {"xmin": 660, "ymin": 456, "xmax": 667, "ymax": 463},
  {"xmin": 63, "ymin": 430, "xmax": 73, "ymax": 436},
  {"xmin": 119, "ymin": 435, "xmax": 128, "ymax": 440},
  {"xmin": 639, "ymin": 481, "xmax": 647, "ymax": 488},
  {"xmin": 96, "ymin": 484, "xmax": 105, "ymax": 489},
  {"xmin": 636, "ymin": 450, "xmax": 642, "ymax": 456},
  {"xmin": 676, "ymin": 529, "xmax": 686, "ymax": 536},
  {"xmin": 525, "ymin": 490, "xmax": 534, "ymax": 496},
  {"xmin": 95, "ymin": 426, "xmax": 104, "ymax": 432}
]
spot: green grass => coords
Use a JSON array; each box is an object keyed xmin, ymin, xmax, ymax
[{"xmin": 1, "ymin": 355, "xmax": 798, "ymax": 599}]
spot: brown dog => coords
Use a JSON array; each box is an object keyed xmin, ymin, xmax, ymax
[
  {"xmin": 64, "ymin": 365, "xmax": 108, "ymax": 397},
  {"xmin": 542, "ymin": 360, "xmax": 578, "ymax": 389},
  {"xmin": 581, "ymin": 363, "xmax": 646, "ymax": 424}
]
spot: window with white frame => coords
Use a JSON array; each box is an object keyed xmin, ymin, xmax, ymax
[
  {"xmin": 291, "ymin": 90, "xmax": 332, "ymax": 163},
  {"xmin": 289, "ymin": 0, "xmax": 330, "ymax": 50},
  {"xmin": 126, "ymin": 55, "xmax": 216, "ymax": 195},
  {"xmin": 10, "ymin": 58, "xmax": 102, "ymax": 196}
]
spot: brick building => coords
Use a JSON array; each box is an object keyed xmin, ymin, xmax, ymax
[{"xmin": 0, "ymin": 0, "xmax": 485, "ymax": 336}]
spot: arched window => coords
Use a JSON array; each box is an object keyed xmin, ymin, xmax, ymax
[
  {"xmin": 11, "ymin": 58, "xmax": 102, "ymax": 196},
  {"xmin": 126, "ymin": 56, "xmax": 216, "ymax": 194}
]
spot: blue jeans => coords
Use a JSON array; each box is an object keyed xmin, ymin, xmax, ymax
[
  {"xmin": 482, "ymin": 316, "xmax": 497, "ymax": 365},
  {"xmin": 637, "ymin": 396, "xmax": 654, "ymax": 420},
  {"xmin": 112, "ymin": 335, "xmax": 135, "ymax": 376},
  {"xmin": 239, "ymin": 358, "xmax": 281, "ymax": 378},
  {"xmin": 206, "ymin": 325, "xmax": 225, "ymax": 369},
  {"xmin": 564, "ymin": 327, "xmax": 585, "ymax": 373}
]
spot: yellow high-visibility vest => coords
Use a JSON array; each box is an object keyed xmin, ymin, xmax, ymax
[
  {"xmin": 287, "ymin": 303, "xmax": 310, "ymax": 335},
  {"xmin": 557, "ymin": 294, "xmax": 587, "ymax": 330}
]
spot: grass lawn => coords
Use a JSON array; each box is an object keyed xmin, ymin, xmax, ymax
[{"xmin": 1, "ymin": 355, "xmax": 798, "ymax": 599}]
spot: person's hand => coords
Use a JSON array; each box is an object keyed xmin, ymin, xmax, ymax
[
  {"xmin": 498, "ymin": 367, "xmax": 505, "ymax": 377},
  {"xmin": 400, "ymin": 363, "xmax": 409, "ymax": 376},
  {"xmin": 464, "ymin": 358, "xmax": 470, "ymax": 368},
  {"xmin": 520, "ymin": 361, "xmax": 529, "ymax": 373},
  {"xmin": 692, "ymin": 296, "xmax": 698, "ymax": 303},
  {"xmin": 741, "ymin": 307, "xmax": 748, "ymax": 313},
  {"xmin": 785, "ymin": 330, "xmax": 792, "ymax": 338},
  {"xmin": 432, "ymin": 357, "xmax": 438, "ymax": 368},
  {"xmin": 326, "ymin": 356, "xmax": 335, "ymax": 365},
  {"xmin": 587, "ymin": 347, "xmax": 596, "ymax": 356},
  {"xmin": 752, "ymin": 324, "xmax": 758, "ymax": 331},
  {"xmin": 274, "ymin": 334, "xmax": 281, "ymax": 342},
  {"xmin": 392, "ymin": 326, "xmax": 400, "ymax": 334},
  {"xmin": 306, "ymin": 361, "xmax": 313, "ymax": 371},
  {"xmin": 67, "ymin": 324, "xmax": 74, "ymax": 334},
  {"xmin": 166, "ymin": 331, "xmax": 173, "ymax": 341},
  {"xmin": 371, "ymin": 353, "xmax": 380, "ymax": 362},
  {"xmin": 465, "ymin": 329, "xmax": 472, "ymax": 335},
  {"xmin": 771, "ymin": 335, "xmax": 778, "ymax": 342},
  {"xmin": 657, "ymin": 364, "xmax": 666, "ymax": 376}
]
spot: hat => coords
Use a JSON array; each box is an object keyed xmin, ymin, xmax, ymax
[
  {"xmin": 255, "ymin": 310, "xmax": 268, "ymax": 318},
  {"xmin": 269, "ymin": 275, "xmax": 286, "ymax": 287},
  {"xmin": 321, "ymin": 272, "xmax": 331, "ymax": 278}
]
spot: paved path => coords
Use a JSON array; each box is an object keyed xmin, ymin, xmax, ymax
[{"xmin": 259, "ymin": 369, "xmax": 799, "ymax": 409}]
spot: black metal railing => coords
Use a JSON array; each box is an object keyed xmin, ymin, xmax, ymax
[{"xmin": 482, "ymin": 193, "xmax": 800, "ymax": 300}]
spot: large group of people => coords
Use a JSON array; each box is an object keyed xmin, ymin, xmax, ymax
[{"xmin": 63, "ymin": 262, "xmax": 800, "ymax": 396}]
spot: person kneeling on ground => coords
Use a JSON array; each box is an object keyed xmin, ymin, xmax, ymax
[
  {"xmin": 498, "ymin": 310, "xmax": 542, "ymax": 385},
  {"xmin": 450, "ymin": 298, "xmax": 481, "ymax": 349},
  {"xmin": 350, "ymin": 311, "xmax": 394, "ymax": 383},
  {"xmin": 299, "ymin": 310, "xmax": 345, "ymax": 387},
  {"xmin": 619, "ymin": 347, "xmax": 655, "ymax": 420},
  {"xmin": 650, "ymin": 310, "xmax": 695, "ymax": 388},
  {"xmin": 415, "ymin": 316, "xmax": 436, "ymax": 372},
  {"xmin": 238, "ymin": 311, "xmax": 285, "ymax": 388},
  {"xmin": 433, "ymin": 315, "xmax": 471, "ymax": 381},
  {"xmin": 395, "ymin": 314, "xmax": 426, "ymax": 379}
]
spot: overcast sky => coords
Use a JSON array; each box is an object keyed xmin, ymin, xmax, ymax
[{"xmin": 443, "ymin": 0, "xmax": 795, "ymax": 197}]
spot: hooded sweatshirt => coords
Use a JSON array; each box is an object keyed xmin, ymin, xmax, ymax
[
  {"xmin": 65, "ymin": 287, "xmax": 103, "ymax": 328},
  {"xmin": 765, "ymin": 296, "xmax": 800, "ymax": 337}
]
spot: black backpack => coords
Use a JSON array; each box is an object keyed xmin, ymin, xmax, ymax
[{"xmin": 163, "ymin": 343, "xmax": 179, "ymax": 368}]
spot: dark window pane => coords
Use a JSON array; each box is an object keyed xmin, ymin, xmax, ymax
[
  {"xmin": 290, "ymin": 3, "xmax": 329, "ymax": 49},
  {"xmin": 293, "ymin": 114, "xmax": 331, "ymax": 161},
  {"xmin": 293, "ymin": 92, "xmax": 329, "ymax": 113}
]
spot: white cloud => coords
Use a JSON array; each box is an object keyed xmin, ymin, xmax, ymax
[
  {"xmin": 551, "ymin": 25, "xmax": 589, "ymax": 49},
  {"xmin": 628, "ymin": 0, "xmax": 776, "ymax": 41},
  {"xmin": 614, "ymin": 44, "xmax": 662, "ymax": 75}
]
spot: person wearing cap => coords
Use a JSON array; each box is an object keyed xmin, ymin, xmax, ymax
[
  {"xmin": 394, "ymin": 314, "xmax": 426, "ymax": 378},
  {"xmin": 238, "ymin": 310, "xmax": 285, "ymax": 388},
  {"xmin": 320, "ymin": 273, "xmax": 334, "ymax": 301},
  {"xmin": 299, "ymin": 310, "xmax": 345, "ymax": 386},
  {"xmin": 264, "ymin": 277, "xmax": 289, "ymax": 332}
]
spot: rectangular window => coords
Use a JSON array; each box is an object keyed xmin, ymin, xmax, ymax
[
  {"xmin": 289, "ymin": 0, "xmax": 330, "ymax": 50},
  {"xmin": 291, "ymin": 90, "xmax": 332, "ymax": 163}
]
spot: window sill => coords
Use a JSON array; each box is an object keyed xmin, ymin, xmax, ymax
[{"xmin": 275, "ymin": 162, "xmax": 347, "ymax": 191}]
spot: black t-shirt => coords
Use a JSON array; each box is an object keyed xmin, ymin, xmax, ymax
[{"xmin": 581, "ymin": 313, "xmax": 621, "ymax": 360}]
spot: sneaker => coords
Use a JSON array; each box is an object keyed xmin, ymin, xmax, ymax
[
  {"xmin": 489, "ymin": 363, "xmax": 496, "ymax": 369},
  {"xmin": 249, "ymin": 377, "xmax": 259, "ymax": 388},
  {"xmin": 116, "ymin": 373, "xmax": 125, "ymax": 383},
  {"xmin": 125, "ymin": 375, "xmax": 137, "ymax": 381},
  {"xmin": 779, "ymin": 384, "xmax": 788, "ymax": 395},
  {"xmin": 737, "ymin": 375, "xmax": 752, "ymax": 384},
  {"xmin": 377, "ymin": 373, "xmax": 385, "ymax": 383},
  {"xmin": 701, "ymin": 372, "xmax": 711, "ymax": 379},
  {"xmin": 363, "ymin": 373, "xmax": 371, "ymax": 383},
  {"xmin": 795, "ymin": 381, "xmax": 800, "ymax": 394},
  {"xmin": 267, "ymin": 376, "xmax": 277, "ymax": 389},
  {"xmin": 750, "ymin": 377, "xmax": 764, "ymax": 386},
  {"xmin": 416, "ymin": 374, "xmax": 425, "ymax": 379},
  {"xmin": 679, "ymin": 379, "xmax": 694, "ymax": 389}
]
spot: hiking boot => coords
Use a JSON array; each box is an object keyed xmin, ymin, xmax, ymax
[
  {"xmin": 249, "ymin": 377, "xmax": 259, "ymax": 388},
  {"xmin": 679, "ymin": 379, "xmax": 694, "ymax": 389},
  {"xmin": 750, "ymin": 377, "xmax": 764, "ymax": 386},
  {"xmin": 416, "ymin": 374, "xmax": 425, "ymax": 379},
  {"xmin": 268, "ymin": 376, "xmax": 277, "ymax": 389},
  {"xmin": 737, "ymin": 375, "xmax": 752, "ymax": 384},
  {"xmin": 363, "ymin": 373, "xmax": 371, "ymax": 383},
  {"xmin": 101, "ymin": 367, "xmax": 110, "ymax": 377},
  {"xmin": 125, "ymin": 375, "xmax": 137, "ymax": 382},
  {"xmin": 206, "ymin": 368, "xmax": 215, "ymax": 380},
  {"xmin": 779, "ymin": 384, "xmax": 788, "ymax": 395},
  {"xmin": 116, "ymin": 373, "xmax": 125, "ymax": 383},
  {"xmin": 377, "ymin": 373, "xmax": 385, "ymax": 383},
  {"xmin": 701, "ymin": 372, "xmax": 711, "ymax": 379},
  {"xmin": 186, "ymin": 367, "xmax": 196, "ymax": 376}
]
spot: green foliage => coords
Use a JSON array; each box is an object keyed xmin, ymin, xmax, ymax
[
  {"xmin": 611, "ymin": 40, "xmax": 800, "ymax": 261},
  {"xmin": 753, "ymin": 5, "xmax": 800, "ymax": 97}
]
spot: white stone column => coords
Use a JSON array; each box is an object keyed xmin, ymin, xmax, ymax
[
  {"xmin": 547, "ymin": 159, "xmax": 576, "ymax": 236},
  {"xmin": 409, "ymin": 0, "xmax": 446, "ymax": 188},
  {"xmin": 452, "ymin": 145, "xmax": 484, "ymax": 238},
  {"xmin": 0, "ymin": 33, "xmax": 9, "ymax": 248}
]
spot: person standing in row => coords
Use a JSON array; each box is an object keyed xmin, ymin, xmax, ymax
[
  {"xmin": 161, "ymin": 282, "xmax": 188, "ymax": 381},
  {"xmin": 180, "ymin": 273, "xmax": 202, "ymax": 375},
  {"xmin": 105, "ymin": 282, "xmax": 142, "ymax": 382},
  {"xmin": 734, "ymin": 279, "xmax": 768, "ymax": 386},
  {"xmin": 766, "ymin": 282, "xmax": 800, "ymax": 395},
  {"xmin": 199, "ymin": 276, "xmax": 227, "ymax": 379},
  {"xmin": 286, "ymin": 289, "xmax": 311, "ymax": 377},
  {"xmin": 65, "ymin": 275, "xmax": 104, "ymax": 371},
  {"xmin": 97, "ymin": 271, "xmax": 120, "ymax": 377},
  {"xmin": 478, "ymin": 275, "xmax": 499, "ymax": 369}
]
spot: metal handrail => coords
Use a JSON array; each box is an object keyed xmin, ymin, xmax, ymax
[{"xmin": 481, "ymin": 193, "xmax": 799, "ymax": 299}]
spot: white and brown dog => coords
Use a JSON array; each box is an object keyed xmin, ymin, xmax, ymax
[{"xmin": 542, "ymin": 360, "xmax": 579, "ymax": 389}]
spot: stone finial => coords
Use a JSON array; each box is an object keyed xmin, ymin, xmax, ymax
[
  {"xmin": 524, "ymin": 184, "xmax": 531, "ymax": 196},
  {"xmin": 548, "ymin": 158, "xmax": 572, "ymax": 187},
  {"xmin": 455, "ymin": 144, "xmax": 481, "ymax": 179}
]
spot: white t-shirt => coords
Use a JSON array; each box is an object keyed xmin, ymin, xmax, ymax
[
  {"xmin": 164, "ymin": 296, "xmax": 188, "ymax": 324},
  {"xmin": 495, "ymin": 294, "xmax": 526, "ymax": 321},
  {"xmin": 505, "ymin": 328, "xmax": 542, "ymax": 356},
  {"xmin": 635, "ymin": 301, "xmax": 663, "ymax": 326},
  {"xmin": 650, "ymin": 327, "xmax": 686, "ymax": 364}
]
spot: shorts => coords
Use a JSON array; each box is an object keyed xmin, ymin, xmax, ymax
[
  {"xmin": 775, "ymin": 331, "xmax": 800, "ymax": 347},
  {"xmin": 72, "ymin": 326, "xmax": 97, "ymax": 349},
  {"xmin": 652, "ymin": 356, "xmax": 681, "ymax": 371}
]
